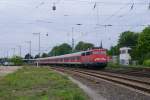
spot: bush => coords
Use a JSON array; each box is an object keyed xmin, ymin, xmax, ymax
[
  {"xmin": 143, "ymin": 59, "xmax": 150, "ymax": 67},
  {"xmin": 10, "ymin": 56, "xmax": 23, "ymax": 66}
]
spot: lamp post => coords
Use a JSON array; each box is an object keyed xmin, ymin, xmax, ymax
[{"xmin": 33, "ymin": 33, "xmax": 41, "ymax": 57}]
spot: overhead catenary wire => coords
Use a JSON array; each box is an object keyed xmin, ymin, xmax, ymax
[{"xmin": 99, "ymin": 4, "xmax": 129, "ymax": 25}]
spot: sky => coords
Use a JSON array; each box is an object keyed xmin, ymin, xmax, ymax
[{"xmin": 0, "ymin": 0, "xmax": 150, "ymax": 58}]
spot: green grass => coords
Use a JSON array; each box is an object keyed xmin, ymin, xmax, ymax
[
  {"xmin": 0, "ymin": 67, "xmax": 89, "ymax": 100},
  {"xmin": 106, "ymin": 62, "xmax": 150, "ymax": 70}
]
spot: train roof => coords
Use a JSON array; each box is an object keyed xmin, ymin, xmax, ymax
[{"xmin": 37, "ymin": 51, "xmax": 83, "ymax": 60}]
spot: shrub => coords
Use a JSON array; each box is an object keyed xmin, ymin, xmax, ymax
[
  {"xmin": 10, "ymin": 56, "xmax": 23, "ymax": 66},
  {"xmin": 143, "ymin": 59, "xmax": 150, "ymax": 67}
]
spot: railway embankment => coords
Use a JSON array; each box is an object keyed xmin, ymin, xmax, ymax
[{"xmin": 0, "ymin": 66, "xmax": 89, "ymax": 100}]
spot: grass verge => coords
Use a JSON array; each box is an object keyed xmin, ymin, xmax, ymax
[{"xmin": 0, "ymin": 66, "xmax": 89, "ymax": 100}]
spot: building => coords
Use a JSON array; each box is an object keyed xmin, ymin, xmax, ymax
[{"xmin": 119, "ymin": 47, "xmax": 131, "ymax": 65}]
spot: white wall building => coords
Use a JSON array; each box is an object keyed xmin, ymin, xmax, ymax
[{"xmin": 119, "ymin": 47, "xmax": 131, "ymax": 65}]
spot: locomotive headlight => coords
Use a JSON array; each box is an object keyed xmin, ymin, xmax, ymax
[
  {"xmin": 94, "ymin": 58, "xmax": 101, "ymax": 61},
  {"xmin": 94, "ymin": 58, "xmax": 106, "ymax": 61}
]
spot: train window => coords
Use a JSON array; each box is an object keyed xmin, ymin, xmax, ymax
[
  {"xmin": 73, "ymin": 57, "xmax": 75, "ymax": 60},
  {"xmin": 77, "ymin": 56, "xmax": 80, "ymax": 60},
  {"xmin": 86, "ymin": 52, "xmax": 92, "ymax": 55},
  {"xmin": 81, "ymin": 53, "xmax": 86, "ymax": 56},
  {"xmin": 121, "ymin": 50, "xmax": 126, "ymax": 54},
  {"xmin": 101, "ymin": 51, "xmax": 106, "ymax": 54}
]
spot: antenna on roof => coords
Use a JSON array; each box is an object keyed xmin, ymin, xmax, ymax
[{"xmin": 100, "ymin": 41, "xmax": 103, "ymax": 48}]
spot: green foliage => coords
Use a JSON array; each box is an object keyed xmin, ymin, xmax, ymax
[
  {"xmin": 137, "ymin": 27, "xmax": 150, "ymax": 62},
  {"xmin": 118, "ymin": 31, "xmax": 139, "ymax": 60},
  {"xmin": 0, "ymin": 67, "xmax": 89, "ymax": 100},
  {"xmin": 108, "ymin": 26, "xmax": 150, "ymax": 65},
  {"xmin": 24, "ymin": 53, "xmax": 33, "ymax": 59},
  {"xmin": 107, "ymin": 45, "xmax": 119, "ymax": 55},
  {"xmin": 49, "ymin": 43, "xmax": 72, "ymax": 56},
  {"xmin": 107, "ymin": 62, "xmax": 120, "ymax": 69},
  {"xmin": 10, "ymin": 56, "xmax": 23, "ymax": 66},
  {"xmin": 75, "ymin": 41, "xmax": 94, "ymax": 51},
  {"xmin": 48, "ymin": 41, "xmax": 94, "ymax": 57},
  {"xmin": 108, "ymin": 31, "xmax": 138, "ymax": 56},
  {"xmin": 143, "ymin": 59, "xmax": 150, "ymax": 67},
  {"xmin": 41, "ymin": 53, "xmax": 49, "ymax": 58},
  {"xmin": 34, "ymin": 54, "xmax": 40, "ymax": 59},
  {"xmin": 118, "ymin": 31, "xmax": 139, "ymax": 47}
]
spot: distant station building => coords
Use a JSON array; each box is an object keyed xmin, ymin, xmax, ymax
[{"xmin": 119, "ymin": 47, "xmax": 131, "ymax": 65}]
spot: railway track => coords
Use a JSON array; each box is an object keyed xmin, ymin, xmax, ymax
[
  {"xmin": 50, "ymin": 67, "xmax": 150, "ymax": 96},
  {"xmin": 104, "ymin": 68, "xmax": 150, "ymax": 78}
]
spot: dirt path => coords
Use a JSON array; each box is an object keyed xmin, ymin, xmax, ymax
[{"xmin": 0, "ymin": 66, "xmax": 21, "ymax": 77}]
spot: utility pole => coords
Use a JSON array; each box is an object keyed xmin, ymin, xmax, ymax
[
  {"xmin": 71, "ymin": 27, "xmax": 74, "ymax": 52},
  {"xmin": 18, "ymin": 45, "xmax": 22, "ymax": 57},
  {"xmin": 100, "ymin": 41, "xmax": 103, "ymax": 48},
  {"xmin": 7, "ymin": 50, "xmax": 9, "ymax": 58},
  {"xmin": 33, "ymin": 33, "xmax": 41, "ymax": 57},
  {"xmin": 12, "ymin": 48, "xmax": 15, "ymax": 56},
  {"xmin": 26, "ymin": 41, "xmax": 31, "ymax": 59}
]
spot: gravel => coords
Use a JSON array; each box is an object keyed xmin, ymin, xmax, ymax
[
  {"xmin": 0, "ymin": 66, "xmax": 21, "ymax": 76},
  {"xmin": 72, "ymin": 74, "xmax": 150, "ymax": 100}
]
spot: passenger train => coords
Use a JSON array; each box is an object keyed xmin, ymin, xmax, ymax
[{"xmin": 36, "ymin": 48, "xmax": 108, "ymax": 68}]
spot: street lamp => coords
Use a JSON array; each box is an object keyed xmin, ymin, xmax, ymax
[{"xmin": 33, "ymin": 33, "xmax": 41, "ymax": 57}]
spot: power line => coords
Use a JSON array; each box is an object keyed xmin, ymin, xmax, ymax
[
  {"xmin": 100, "ymin": 4, "xmax": 128, "ymax": 25},
  {"xmin": 75, "ymin": 0, "xmax": 148, "ymax": 5}
]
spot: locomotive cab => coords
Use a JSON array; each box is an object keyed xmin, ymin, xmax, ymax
[{"xmin": 81, "ymin": 49, "xmax": 107, "ymax": 68}]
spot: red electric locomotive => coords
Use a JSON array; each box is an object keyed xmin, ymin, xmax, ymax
[{"xmin": 36, "ymin": 48, "xmax": 108, "ymax": 68}]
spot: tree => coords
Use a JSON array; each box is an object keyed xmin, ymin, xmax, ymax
[
  {"xmin": 107, "ymin": 45, "xmax": 119, "ymax": 56},
  {"xmin": 117, "ymin": 31, "xmax": 139, "ymax": 60},
  {"xmin": 137, "ymin": 26, "xmax": 150, "ymax": 62},
  {"xmin": 75, "ymin": 41, "xmax": 94, "ymax": 51},
  {"xmin": 58, "ymin": 43, "xmax": 72, "ymax": 55},
  {"xmin": 49, "ymin": 46, "xmax": 59, "ymax": 56},
  {"xmin": 34, "ymin": 54, "xmax": 40, "ymax": 59},
  {"xmin": 118, "ymin": 31, "xmax": 139, "ymax": 48},
  {"xmin": 41, "ymin": 53, "xmax": 49, "ymax": 58},
  {"xmin": 49, "ymin": 43, "xmax": 72, "ymax": 56},
  {"xmin": 24, "ymin": 53, "xmax": 33, "ymax": 59},
  {"xmin": 10, "ymin": 56, "xmax": 23, "ymax": 66}
]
